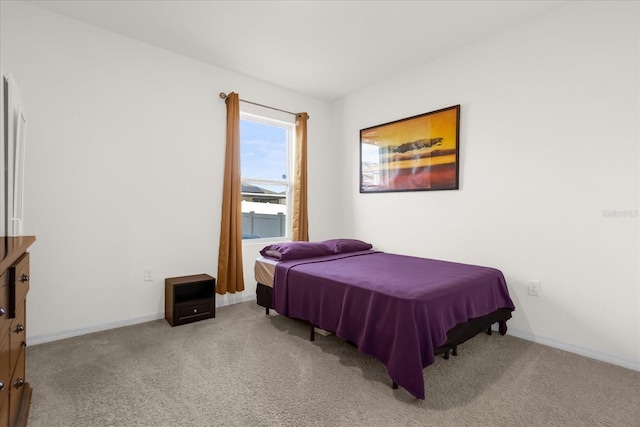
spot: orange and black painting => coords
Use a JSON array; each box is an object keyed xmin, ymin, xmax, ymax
[{"xmin": 360, "ymin": 105, "xmax": 460, "ymax": 193}]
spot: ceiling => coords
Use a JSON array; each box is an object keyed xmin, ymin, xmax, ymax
[{"xmin": 26, "ymin": 0, "xmax": 568, "ymax": 101}]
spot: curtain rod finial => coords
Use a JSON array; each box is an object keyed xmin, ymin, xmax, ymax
[{"xmin": 219, "ymin": 92, "xmax": 227, "ymax": 100}]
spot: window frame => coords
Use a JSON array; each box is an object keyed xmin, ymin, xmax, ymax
[{"xmin": 239, "ymin": 110, "xmax": 295, "ymax": 244}]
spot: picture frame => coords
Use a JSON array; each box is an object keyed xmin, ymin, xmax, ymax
[{"xmin": 360, "ymin": 105, "xmax": 460, "ymax": 193}]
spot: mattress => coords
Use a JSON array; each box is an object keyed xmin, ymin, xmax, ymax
[{"xmin": 254, "ymin": 256, "xmax": 278, "ymax": 287}]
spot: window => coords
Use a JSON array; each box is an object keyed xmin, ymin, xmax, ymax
[{"xmin": 240, "ymin": 111, "xmax": 294, "ymax": 241}]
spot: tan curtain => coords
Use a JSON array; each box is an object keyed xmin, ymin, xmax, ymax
[
  {"xmin": 216, "ymin": 92, "xmax": 244, "ymax": 294},
  {"xmin": 291, "ymin": 113, "xmax": 309, "ymax": 242}
]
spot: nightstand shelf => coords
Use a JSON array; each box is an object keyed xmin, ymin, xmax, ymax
[{"xmin": 165, "ymin": 274, "xmax": 216, "ymax": 326}]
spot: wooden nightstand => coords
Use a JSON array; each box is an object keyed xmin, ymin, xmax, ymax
[{"xmin": 165, "ymin": 274, "xmax": 216, "ymax": 326}]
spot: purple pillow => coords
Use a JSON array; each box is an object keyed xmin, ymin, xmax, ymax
[
  {"xmin": 322, "ymin": 239, "xmax": 373, "ymax": 254},
  {"xmin": 260, "ymin": 242, "xmax": 334, "ymax": 261}
]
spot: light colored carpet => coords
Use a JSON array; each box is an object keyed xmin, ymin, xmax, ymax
[{"xmin": 26, "ymin": 301, "xmax": 639, "ymax": 426}]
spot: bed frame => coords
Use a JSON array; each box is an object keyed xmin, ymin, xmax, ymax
[{"xmin": 254, "ymin": 244, "xmax": 515, "ymax": 399}]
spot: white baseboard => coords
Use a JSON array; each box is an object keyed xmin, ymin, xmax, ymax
[
  {"xmin": 27, "ymin": 294, "xmax": 258, "ymax": 346},
  {"xmin": 506, "ymin": 327, "xmax": 640, "ymax": 372},
  {"xmin": 27, "ymin": 312, "xmax": 165, "ymax": 346}
]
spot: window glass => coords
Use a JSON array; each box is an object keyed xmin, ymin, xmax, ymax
[{"xmin": 240, "ymin": 120, "xmax": 287, "ymax": 181}]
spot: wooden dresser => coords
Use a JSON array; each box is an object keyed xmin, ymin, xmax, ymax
[{"xmin": 0, "ymin": 236, "xmax": 35, "ymax": 427}]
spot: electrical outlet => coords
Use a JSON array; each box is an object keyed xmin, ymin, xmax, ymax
[
  {"xmin": 144, "ymin": 267, "xmax": 154, "ymax": 281},
  {"xmin": 527, "ymin": 280, "xmax": 541, "ymax": 297}
]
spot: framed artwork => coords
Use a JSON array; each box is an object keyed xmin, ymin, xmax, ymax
[{"xmin": 360, "ymin": 105, "xmax": 460, "ymax": 193}]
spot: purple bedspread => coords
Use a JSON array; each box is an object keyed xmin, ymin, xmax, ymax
[{"xmin": 273, "ymin": 251, "xmax": 515, "ymax": 400}]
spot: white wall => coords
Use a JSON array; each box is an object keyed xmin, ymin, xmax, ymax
[
  {"xmin": 332, "ymin": 1, "xmax": 639, "ymax": 369},
  {"xmin": 0, "ymin": 1, "xmax": 337, "ymax": 343}
]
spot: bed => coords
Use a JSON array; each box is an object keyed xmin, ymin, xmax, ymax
[{"xmin": 254, "ymin": 240, "xmax": 515, "ymax": 400}]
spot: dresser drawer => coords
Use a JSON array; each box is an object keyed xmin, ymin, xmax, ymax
[
  {"xmin": 8, "ymin": 347, "xmax": 25, "ymax": 427},
  {"xmin": 0, "ymin": 333, "xmax": 9, "ymax": 415},
  {"xmin": 9, "ymin": 253, "xmax": 29, "ymax": 318},
  {"xmin": 0, "ymin": 394, "xmax": 8, "ymax": 427},
  {"xmin": 8, "ymin": 306, "xmax": 26, "ymax": 374}
]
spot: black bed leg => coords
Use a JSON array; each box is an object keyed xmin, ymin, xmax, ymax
[
  {"xmin": 452, "ymin": 346, "xmax": 458, "ymax": 356},
  {"xmin": 444, "ymin": 349, "xmax": 449, "ymax": 360},
  {"xmin": 310, "ymin": 325, "xmax": 315, "ymax": 342},
  {"xmin": 265, "ymin": 306, "xmax": 270, "ymax": 315},
  {"xmin": 487, "ymin": 325, "xmax": 493, "ymax": 335},
  {"xmin": 392, "ymin": 381, "xmax": 398, "ymax": 390}
]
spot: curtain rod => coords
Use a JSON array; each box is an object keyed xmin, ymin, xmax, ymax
[{"xmin": 219, "ymin": 92, "xmax": 308, "ymax": 119}]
